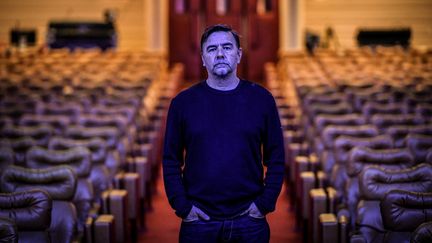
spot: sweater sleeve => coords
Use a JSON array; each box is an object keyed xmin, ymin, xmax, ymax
[
  {"xmin": 162, "ymin": 98, "xmax": 193, "ymax": 218},
  {"xmin": 254, "ymin": 95, "xmax": 285, "ymax": 215}
]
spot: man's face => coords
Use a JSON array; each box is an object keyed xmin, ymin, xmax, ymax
[{"xmin": 201, "ymin": 31, "xmax": 242, "ymax": 78}]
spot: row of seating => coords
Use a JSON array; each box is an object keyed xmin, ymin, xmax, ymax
[
  {"xmin": 0, "ymin": 48, "xmax": 184, "ymax": 243},
  {"xmin": 265, "ymin": 46, "xmax": 432, "ymax": 243}
]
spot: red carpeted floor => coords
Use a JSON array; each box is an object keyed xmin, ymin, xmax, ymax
[{"xmin": 138, "ymin": 170, "xmax": 302, "ymax": 243}]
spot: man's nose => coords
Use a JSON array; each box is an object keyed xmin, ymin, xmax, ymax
[{"xmin": 216, "ymin": 46, "xmax": 225, "ymax": 58}]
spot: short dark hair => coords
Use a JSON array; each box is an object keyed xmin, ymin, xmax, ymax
[{"xmin": 200, "ymin": 24, "xmax": 240, "ymax": 51}]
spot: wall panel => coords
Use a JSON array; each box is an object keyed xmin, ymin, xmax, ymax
[
  {"xmin": 0, "ymin": 0, "xmax": 149, "ymax": 50},
  {"xmin": 304, "ymin": 0, "xmax": 432, "ymax": 48},
  {"xmin": 0, "ymin": 0, "xmax": 430, "ymax": 52}
]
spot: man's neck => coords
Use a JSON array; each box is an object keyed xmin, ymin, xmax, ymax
[{"xmin": 206, "ymin": 76, "xmax": 240, "ymax": 91}]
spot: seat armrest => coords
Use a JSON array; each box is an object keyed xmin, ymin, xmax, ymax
[
  {"xmin": 411, "ymin": 221, "xmax": 432, "ymax": 243},
  {"xmin": 127, "ymin": 156, "xmax": 149, "ymax": 198},
  {"xmin": 0, "ymin": 217, "xmax": 17, "ymax": 243},
  {"xmin": 337, "ymin": 211, "xmax": 349, "ymax": 243},
  {"xmin": 101, "ymin": 189, "xmax": 128, "ymax": 243},
  {"xmin": 295, "ymin": 156, "xmax": 313, "ymax": 203},
  {"xmin": 349, "ymin": 233, "xmax": 366, "ymax": 243},
  {"xmin": 317, "ymin": 171, "xmax": 327, "ymax": 189},
  {"xmin": 84, "ymin": 217, "xmax": 93, "ymax": 243},
  {"xmin": 309, "ymin": 188, "xmax": 327, "ymax": 243},
  {"xmin": 289, "ymin": 144, "xmax": 308, "ymax": 185},
  {"xmin": 319, "ymin": 213, "xmax": 338, "ymax": 243},
  {"xmin": 300, "ymin": 172, "xmax": 315, "ymax": 221},
  {"xmin": 94, "ymin": 214, "xmax": 115, "ymax": 243},
  {"xmin": 114, "ymin": 173, "xmax": 139, "ymax": 218}
]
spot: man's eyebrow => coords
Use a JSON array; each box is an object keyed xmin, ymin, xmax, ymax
[{"xmin": 206, "ymin": 42, "xmax": 234, "ymax": 50}]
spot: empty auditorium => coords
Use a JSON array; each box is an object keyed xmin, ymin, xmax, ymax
[{"xmin": 0, "ymin": 0, "xmax": 431, "ymax": 243}]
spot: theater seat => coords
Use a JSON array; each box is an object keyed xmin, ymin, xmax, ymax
[
  {"xmin": 313, "ymin": 113, "xmax": 367, "ymax": 161},
  {"xmin": 0, "ymin": 137, "xmax": 37, "ymax": 166},
  {"xmin": 331, "ymin": 134, "xmax": 393, "ymax": 195},
  {"xmin": 0, "ymin": 190, "xmax": 52, "ymax": 243},
  {"xmin": 387, "ymin": 124, "xmax": 432, "ymax": 148},
  {"xmin": 65, "ymin": 125, "xmax": 121, "ymax": 177},
  {"xmin": 356, "ymin": 163, "xmax": 432, "ymax": 243},
  {"xmin": 0, "ymin": 217, "xmax": 17, "ymax": 243},
  {"xmin": 26, "ymin": 146, "xmax": 93, "ymax": 235},
  {"xmin": 370, "ymin": 114, "xmax": 424, "ymax": 133},
  {"xmin": 320, "ymin": 124, "xmax": 379, "ymax": 176},
  {"xmin": 48, "ymin": 136, "xmax": 110, "ymax": 201},
  {"xmin": 0, "ymin": 165, "xmax": 78, "ymax": 243},
  {"xmin": 405, "ymin": 134, "xmax": 432, "ymax": 163},
  {"xmin": 19, "ymin": 114, "xmax": 71, "ymax": 135},
  {"xmin": 0, "ymin": 146, "xmax": 14, "ymax": 171},
  {"xmin": 415, "ymin": 104, "xmax": 432, "ymax": 121},
  {"xmin": 346, "ymin": 146, "xmax": 415, "ymax": 218},
  {"xmin": 379, "ymin": 190, "xmax": 432, "ymax": 243},
  {"xmin": 362, "ymin": 102, "xmax": 408, "ymax": 121},
  {"xmin": 0, "ymin": 124, "xmax": 54, "ymax": 147},
  {"xmin": 411, "ymin": 222, "xmax": 432, "ymax": 243}
]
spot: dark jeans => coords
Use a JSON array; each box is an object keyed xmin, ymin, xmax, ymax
[{"xmin": 179, "ymin": 213, "xmax": 270, "ymax": 243}]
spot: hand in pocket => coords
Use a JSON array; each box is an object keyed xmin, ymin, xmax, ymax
[
  {"xmin": 183, "ymin": 205, "xmax": 211, "ymax": 222},
  {"xmin": 247, "ymin": 202, "xmax": 264, "ymax": 219}
]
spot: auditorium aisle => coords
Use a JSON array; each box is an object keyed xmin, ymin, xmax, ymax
[{"xmin": 138, "ymin": 169, "xmax": 302, "ymax": 243}]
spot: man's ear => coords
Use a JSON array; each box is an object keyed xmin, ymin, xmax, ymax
[
  {"xmin": 237, "ymin": 48, "xmax": 243, "ymax": 64},
  {"xmin": 201, "ymin": 54, "xmax": 205, "ymax": 67}
]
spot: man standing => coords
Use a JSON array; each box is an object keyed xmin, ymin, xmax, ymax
[{"xmin": 163, "ymin": 24, "xmax": 285, "ymax": 243}]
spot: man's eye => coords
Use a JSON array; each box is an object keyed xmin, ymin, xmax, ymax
[
  {"xmin": 208, "ymin": 48, "xmax": 216, "ymax": 52},
  {"xmin": 223, "ymin": 46, "xmax": 232, "ymax": 50}
]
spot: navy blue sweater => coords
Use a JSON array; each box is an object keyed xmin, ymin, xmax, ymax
[{"xmin": 163, "ymin": 80, "xmax": 285, "ymax": 219}]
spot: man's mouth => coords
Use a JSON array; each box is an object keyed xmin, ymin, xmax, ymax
[{"xmin": 215, "ymin": 63, "xmax": 228, "ymax": 67}]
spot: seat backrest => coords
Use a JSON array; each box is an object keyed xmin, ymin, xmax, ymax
[
  {"xmin": 297, "ymin": 84, "xmax": 337, "ymax": 100},
  {"xmin": 97, "ymin": 93, "xmax": 141, "ymax": 109},
  {"xmin": 380, "ymin": 190, "xmax": 432, "ymax": 232},
  {"xmin": 0, "ymin": 165, "xmax": 76, "ymax": 201},
  {"xmin": 26, "ymin": 146, "xmax": 91, "ymax": 178},
  {"xmin": 387, "ymin": 124, "xmax": 432, "ymax": 148},
  {"xmin": 348, "ymin": 147, "xmax": 415, "ymax": 177},
  {"xmin": 415, "ymin": 104, "xmax": 432, "ymax": 121},
  {"xmin": 65, "ymin": 125, "xmax": 119, "ymax": 149},
  {"xmin": 0, "ymin": 190, "xmax": 51, "ymax": 231},
  {"xmin": 0, "ymin": 125, "xmax": 54, "ymax": 147},
  {"xmin": 406, "ymin": 92, "xmax": 432, "ymax": 109},
  {"xmin": 334, "ymin": 134, "xmax": 394, "ymax": 165},
  {"xmin": 0, "ymin": 217, "xmax": 17, "ymax": 243},
  {"xmin": 314, "ymin": 113, "xmax": 367, "ymax": 135},
  {"xmin": 307, "ymin": 101, "xmax": 353, "ymax": 120},
  {"xmin": 359, "ymin": 163, "xmax": 432, "ymax": 201},
  {"xmin": 426, "ymin": 149, "xmax": 432, "ymax": 164},
  {"xmin": 36, "ymin": 102, "xmax": 82, "ymax": 118},
  {"xmin": 19, "ymin": 114, "xmax": 71, "ymax": 134},
  {"xmin": 321, "ymin": 124, "xmax": 379, "ymax": 149},
  {"xmin": 370, "ymin": 114, "xmax": 424, "ymax": 133},
  {"xmin": 0, "ymin": 147, "xmax": 14, "ymax": 171},
  {"xmin": 362, "ymin": 101, "xmax": 407, "ymax": 120},
  {"xmin": 0, "ymin": 165, "xmax": 79, "ymax": 243},
  {"xmin": 0, "ymin": 137, "xmax": 37, "ymax": 166},
  {"xmin": 88, "ymin": 104, "xmax": 136, "ymax": 124},
  {"xmin": 0, "ymin": 118, "xmax": 12, "ymax": 130},
  {"xmin": 405, "ymin": 134, "xmax": 432, "ymax": 163},
  {"xmin": 410, "ymin": 221, "xmax": 432, "ymax": 243},
  {"xmin": 77, "ymin": 114, "xmax": 128, "ymax": 134},
  {"xmin": 351, "ymin": 87, "xmax": 389, "ymax": 111},
  {"xmin": 304, "ymin": 92, "xmax": 347, "ymax": 107},
  {"xmin": 49, "ymin": 136, "xmax": 107, "ymax": 164},
  {"xmin": 110, "ymin": 80, "xmax": 149, "ymax": 94}
]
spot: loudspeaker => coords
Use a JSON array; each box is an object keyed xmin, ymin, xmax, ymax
[
  {"xmin": 356, "ymin": 28, "xmax": 411, "ymax": 48},
  {"xmin": 10, "ymin": 28, "xmax": 37, "ymax": 47}
]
